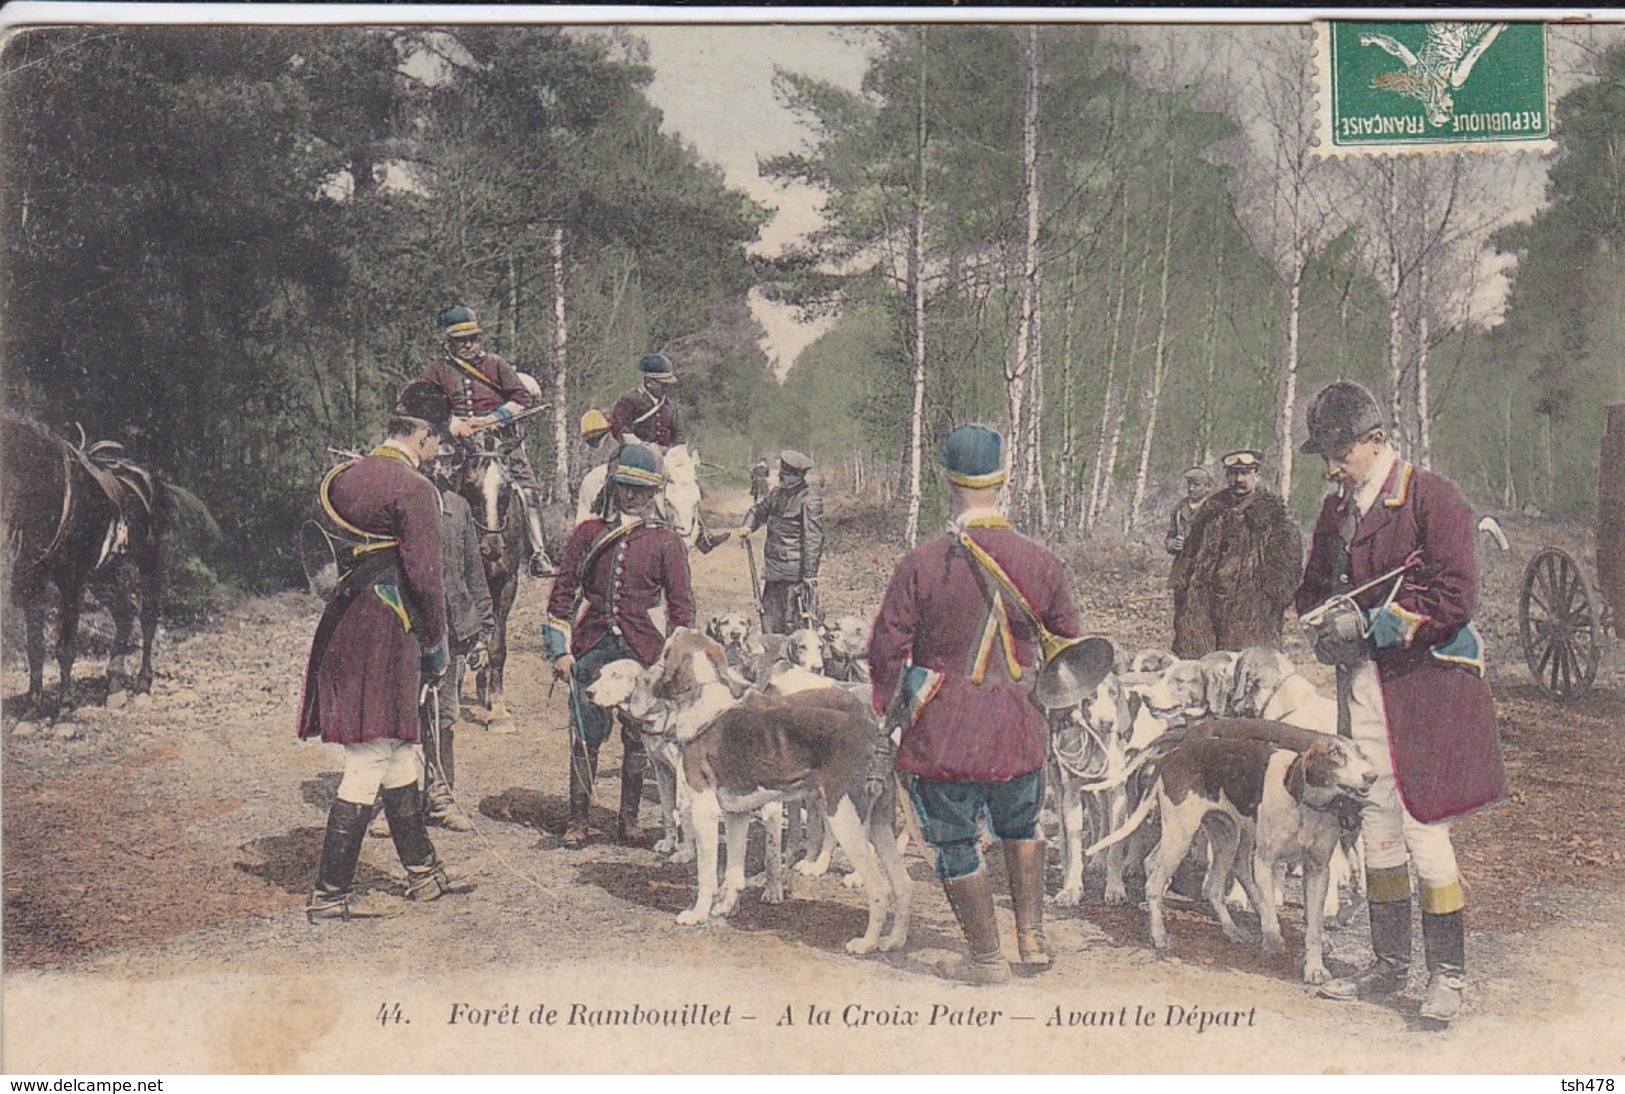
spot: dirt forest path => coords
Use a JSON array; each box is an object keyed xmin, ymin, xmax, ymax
[{"xmin": 3, "ymin": 489, "xmax": 1625, "ymax": 1073}]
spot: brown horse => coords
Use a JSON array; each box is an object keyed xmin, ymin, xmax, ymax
[
  {"xmin": 457, "ymin": 433, "xmax": 534, "ymax": 732},
  {"xmin": 1, "ymin": 412, "xmax": 178, "ymax": 715}
]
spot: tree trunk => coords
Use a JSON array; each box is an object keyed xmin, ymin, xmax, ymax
[
  {"xmin": 549, "ymin": 226, "xmax": 570, "ymax": 501},
  {"xmin": 1383, "ymin": 167, "xmax": 1407, "ymax": 460},
  {"xmin": 1274, "ymin": 259, "xmax": 1303, "ymax": 504},
  {"xmin": 1128, "ymin": 146, "xmax": 1178, "ymax": 531},
  {"xmin": 903, "ymin": 26, "xmax": 929, "ymax": 549},
  {"xmin": 1010, "ymin": 25, "xmax": 1044, "ymax": 529},
  {"xmin": 1197, "ymin": 246, "xmax": 1224, "ymax": 466},
  {"xmin": 1416, "ymin": 250, "xmax": 1432, "ymax": 470},
  {"xmin": 1087, "ymin": 200, "xmax": 1133, "ymax": 529}
]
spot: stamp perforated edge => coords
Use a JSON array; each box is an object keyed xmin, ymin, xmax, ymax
[{"xmin": 1311, "ymin": 19, "xmax": 1557, "ymax": 158}]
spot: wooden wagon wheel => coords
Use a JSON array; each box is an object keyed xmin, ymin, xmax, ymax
[{"xmin": 1519, "ymin": 548, "xmax": 1601, "ymax": 698}]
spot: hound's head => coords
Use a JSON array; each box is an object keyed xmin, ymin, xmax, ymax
[
  {"xmin": 1229, "ymin": 646, "xmax": 1296, "ymax": 718},
  {"xmin": 1297, "ymin": 736, "xmax": 1381, "ymax": 805},
  {"xmin": 1197, "ymin": 651, "xmax": 1240, "ymax": 716},
  {"xmin": 1144, "ymin": 659, "xmax": 1211, "ymax": 719},
  {"xmin": 1130, "ymin": 647, "xmax": 1178, "ymax": 675},
  {"xmin": 783, "ymin": 627, "xmax": 825, "ymax": 674},
  {"xmin": 653, "ymin": 626, "xmax": 735, "ymax": 700},
  {"xmin": 705, "ymin": 611, "xmax": 755, "ymax": 653},
  {"xmin": 821, "ymin": 615, "xmax": 871, "ymax": 660},
  {"xmin": 585, "ymin": 659, "xmax": 657, "ymax": 720}
]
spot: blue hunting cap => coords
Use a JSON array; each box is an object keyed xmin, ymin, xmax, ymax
[
  {"xmin": 639, "ymin": 352, "xmax": 677, "ymax": 384},
  {"xmin": 393, "ymin": 381, "xmax": 454, "ymax": 434},
  {"xmin": 437, "ymin": 304, "xmax": 482, "ymax": 339},
  {"xmin": 609, "ymin": 443, "xmax": 665, "ymax": 488},
  {"xmin": 938, "ymin": 425, "xmax": 1008, "ymax": 488}
]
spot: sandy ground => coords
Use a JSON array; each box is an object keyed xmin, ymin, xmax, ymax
[{"xmin": 3, "ymin": 492, "xmax": 1624, "ymax": 1074}]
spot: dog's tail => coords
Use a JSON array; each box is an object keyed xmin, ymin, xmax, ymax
[{"xmin": 1084, "ymin": 782, "xmax": 1159, "ymax": 857}]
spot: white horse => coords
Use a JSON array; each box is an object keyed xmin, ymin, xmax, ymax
[{"xmin": 574, "ymin": 444, "xmax": 702, "ymax": 548}]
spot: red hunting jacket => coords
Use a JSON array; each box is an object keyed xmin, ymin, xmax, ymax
[
  {"xmin": 546, "ymin": 517, "xmax": 694, "ymax": 665},
  {"xmin": 297, "ymin": 447, "xmax": 446, "ymax": 745},
  {"xmin": 609, "ymin": 387, "xmax": 683, "ymax": 448},
  {"xmin": 868, "ymin": 516, "xmax": 1082, "ymax": 782},
  {"xmin": 1296, "ymin": 460, "xmax": 1505, "ymax": 823},
  {"xmin": 420, "ymin": 351, "xmax": 535, "ymax": 418}
]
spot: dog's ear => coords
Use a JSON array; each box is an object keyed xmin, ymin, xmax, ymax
[{"xmin": 705, "ymin": 617, "xmax": 724, "ymax": 641}]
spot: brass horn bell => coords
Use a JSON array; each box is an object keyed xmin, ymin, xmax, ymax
[{"xmin": 1034, "ymin": 633, "xmax": 1116, "ymax": 710}]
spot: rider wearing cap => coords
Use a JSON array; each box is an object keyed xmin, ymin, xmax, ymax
[
  {"xmin": 544, "ymin": 443, "xmax": 695, "ymax": 848},
  {"xmin": 1169, "ymin": 447, "xmax": 1302, "ymax": 657},
  {"xmin": 419, "ymin": 305, "xmax": 554, "ymax": 579},
  {"xmin": 296, "ymin": 381, "xmax": 474, "ymax": 920},
  {"xmin": 1295, "ymin": 379, "xmax": 1504, "ymax": 1025},
  {"xmin": 728, "ymin": 449, "xmax": 825, "ymax": 634},
  {"xmin": 608, "ymin": 353, "xmax": 684, "ymax": 450}
]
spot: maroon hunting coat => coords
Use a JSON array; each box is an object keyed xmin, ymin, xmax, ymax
[
  {"xmin": 868, "ymin": 516, "xmax": 1083, "ymax": 783},
  {"xmin": 608, "ymin": 387, "xmax": 683, "ymax": 449},
  {"xmin": 546, "ymin": 517, "xmax": 695, "ymax": 665},
  {"xmin": 297, "ymin": 448, "xmax": 446, "ymax": 745},
  {"xmin": 420, "ymin": 350, "xmax": 535, "ymax": 418},
  {"xmin": 1296, "ymin": 460, "xmax": 1505, "ymax": 824}
]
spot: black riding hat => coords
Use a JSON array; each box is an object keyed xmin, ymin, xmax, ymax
[{"xmin": 393, "ymin": 381, "xmax": 454, "ymax": 434}]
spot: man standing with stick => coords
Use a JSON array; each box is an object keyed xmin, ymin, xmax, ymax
[
  {"xmin": 543, "ymin": 444, "xmax": 694, "ymax": 848},
  {"xmin": 726, "ymin": 450, "xmax": 824, "ymax": 635}
]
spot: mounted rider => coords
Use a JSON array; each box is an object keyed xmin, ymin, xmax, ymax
[
  {"xmin": 418, "ymin": 304, "xmax": 554, "ymax": 579},
  {"xmin": 609, "ymin": 352, "xmax": 684, "ymax": 450}
]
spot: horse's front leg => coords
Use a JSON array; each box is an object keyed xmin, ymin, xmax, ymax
[
  {"xmin": 23, "ymin": 592, "xmax": 48, "ymax": 714},
  {"xmin": 54, "ymin": 578, "xmax": 86, "ymax": 714},
  {"xmin": 105, "ymin": 567, "xmax": 137, "ymax": 703},
  {"xmin": 135, "ymin": 554, "xmax": 161, "ymax": 695}
]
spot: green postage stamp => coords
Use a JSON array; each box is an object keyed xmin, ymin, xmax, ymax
[{"xmin": 1316, "ymin": 20, "xmax": 1554, "ymax": 154}]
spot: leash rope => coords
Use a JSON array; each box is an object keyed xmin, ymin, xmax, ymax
[{"xmin": 416, "ymin": 682, "xmax": 566, "ymax": 909}]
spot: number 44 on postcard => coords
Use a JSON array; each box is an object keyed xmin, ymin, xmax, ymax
[{"xmin": 1317, "ymin": 21, "xmax": 1554, "ymax": 155}]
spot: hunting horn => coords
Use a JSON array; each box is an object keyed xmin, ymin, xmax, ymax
[{"xmin": 956, "ymin": 533, "xmax": 1115, "ymax": 710}]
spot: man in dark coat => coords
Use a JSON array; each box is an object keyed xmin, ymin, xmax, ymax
[
  {"xmin": 419, "ymin": 304, "xmax": 553, "ymax": 578},
  {"xmin": 1296, "ymin": 380, "xmax": 1504, "ymax": 1025},
  {"xmin": 296, "ymin": 382, "xmax": 474, "ymax": 920},
  {"xmin": 1166, "ymin": 464, "xmax": 1213, "ymax": 556},
  {"xmin": 543, "ymin": 444, "xmax": 695, "ymax": 848},
  {"xmin": 421, "ymin": 451, "xmax": 495, "ymax": 831},
  {"xmin": 869, "ymin": 425, "xmax": 1083, "ymax": 984},
  {"xmin": 728, "ymin": 449, "xmax": 824, "ymax": 634},
  {"xmin": 608, "ymin": 352, "xmax": 684, "ymax": 450},
  {"xmin": 749, "ymin": 457, "xmax": 771, "ymax": 505},
  {"xmin": 1170, "ymin": 448, "xmax": 1303, "ymax": 657}
]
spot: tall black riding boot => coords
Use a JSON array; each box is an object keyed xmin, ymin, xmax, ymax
[
  {"xmin": 381, "ymin": 783, "xmax": 474, "ymax": 902},
  {"xmin": 617, "ymin": 735, "xmax": 650, "ymax": 846},
  {"xmin": 1320, "ymin": 868, "xmax": 1412, "ymax": 1000},
  {"xmin": 307, "ymin": 799, "xmax": 402, "ymax": 922},
  {"xmin": 564, "ymin": 743, "xmax": 600, "ymax": 848},
  {"xmin": 1420, "ymin": 909, "xmax": 1466, "ymax": 1024}
]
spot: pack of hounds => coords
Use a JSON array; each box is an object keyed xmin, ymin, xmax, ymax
[{"xmin": 586, "ymin": 609, "xmax": 1381, "ymax": 985}]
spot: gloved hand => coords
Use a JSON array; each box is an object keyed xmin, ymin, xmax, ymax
[
  {"xmin": 467, "ymin": 642, "xmax": 490, "ymax": 672},
  {"xmin": 1307, "ymin": 601, "xmax": 1368, "ymax": 667},
  {"xmin": 420, "ymin": 638, "xmax": 450, "ymax": 681},
  {"xmin": 1365, "ymin": 603, "xmax": 1423, "ymax": 650}
]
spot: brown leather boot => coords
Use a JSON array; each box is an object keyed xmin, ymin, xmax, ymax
[
  {"xmin": 940, "ymin": 868, "xmax": 1011, "ymax": 985},
  {"xmin": 563, "ymin": 744, "xmax": 599, "ymax": 848},
  {"xmin": 1004, "ymin": 839, "xmax": 1052, "ymax": 969}
]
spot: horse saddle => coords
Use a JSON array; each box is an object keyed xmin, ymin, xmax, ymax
[{"xmin": 71, "ymin": 433, "xmax": 155, "ymax": 569}]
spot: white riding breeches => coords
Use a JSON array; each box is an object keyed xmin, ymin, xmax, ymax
[
  {"xmin": 336, "ymin": 739, "xmax": 423, "ymax": 804},
  {"xmin": 1346, "ymin": 660, "xmax": 1460, "ymax": 887}
]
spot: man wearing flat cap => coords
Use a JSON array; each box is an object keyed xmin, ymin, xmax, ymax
[
  {"xmin": 868, "ymin": 425, "xmax": 1083, "ymax": 984},
  {"xmin": 1166, "ymin": 465, "xmax": 1214, "ymax": 557},
  {"xmin": 1294, "ymin": 380, "xmax": 1503, "ymax": 1025},
  {"xmin": 730, "ymin": 449, "xmax": 824, "ymax": 634},
  {"xmin": 609, "ymin": 352, "xmax": 685, "ymax": 450},
  {"xmin": 1170, "ymin": 447, "xmax": 1302, "ymax": 657}
]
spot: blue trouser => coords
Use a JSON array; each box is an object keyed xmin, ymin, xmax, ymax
[
  {"xmin": 906, "ymin": 769, "xmax": 1044, "ymax": 880},
  {"xmin": 569, "ymin": 632, "xmax": 642, "ymax": 749}
]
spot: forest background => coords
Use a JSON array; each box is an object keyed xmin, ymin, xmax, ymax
[{"xmin": 3, "ymin": 21, "xmax": 1622, "ymax": 603}]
